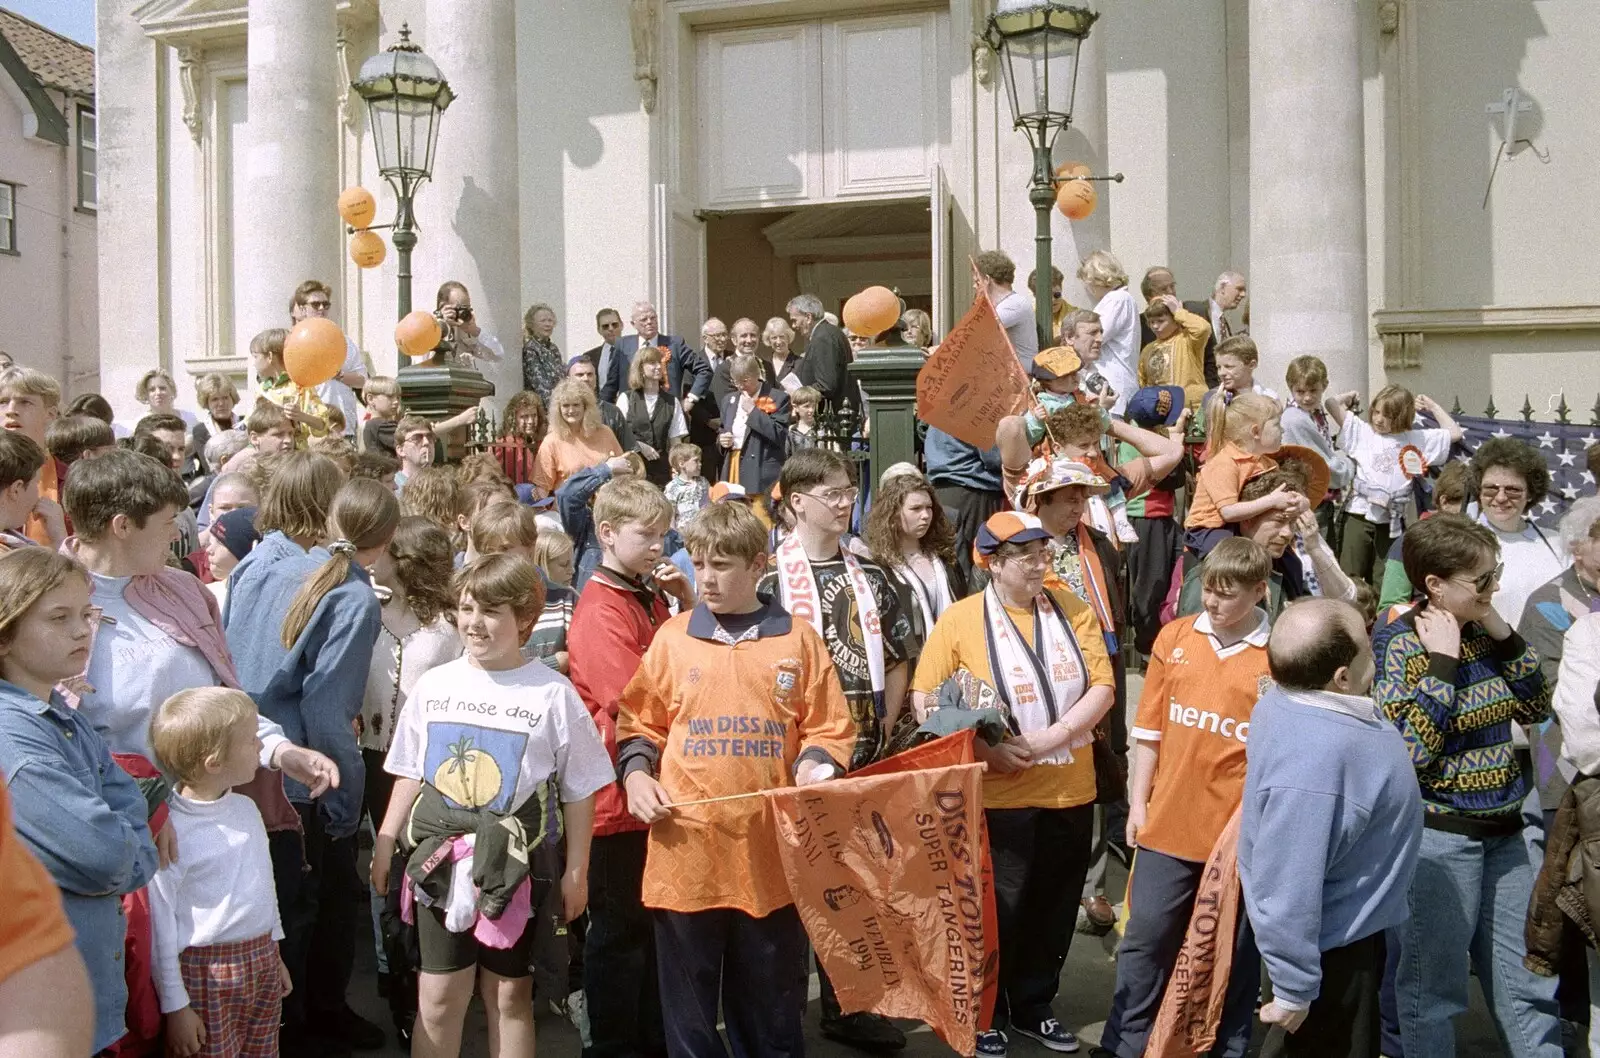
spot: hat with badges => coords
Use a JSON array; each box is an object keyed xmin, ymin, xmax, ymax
[
  {"xmin": 1016, "ymin": 456, "xmax": 1110, "ymax": 509},
  {"xmin": 1127, "ymin": 385, "xmax": 1186, "ymax": 428},
  {"xmin": 1030, "ymin": 346, "xmax": 1083, "ymax": 383}
]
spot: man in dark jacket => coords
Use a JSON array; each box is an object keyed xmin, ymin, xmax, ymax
[
  {"xmin": 717, "ymin": 354, "xmax": 789, "ymax": 500},
  {"xmin": 787, "ymin": 293, "xmax": 856, "ymax": 413}
]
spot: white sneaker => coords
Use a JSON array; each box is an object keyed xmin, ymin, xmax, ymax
[
  {"xmin": 1113, "ymin": 506, "xmax": 1140, "ymax": 544},
  {"xmin": 566, "ymin": 988, "xmax": 592, "ymax": 1047}
]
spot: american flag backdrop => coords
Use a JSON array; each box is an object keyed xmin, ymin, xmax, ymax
[{"xmin": 1452, "ymin": 414, "xmax": 1600, "ymax": 528}]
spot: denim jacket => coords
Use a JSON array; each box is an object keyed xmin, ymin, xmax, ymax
[
  {"xmin": 224, "ymin": 531, "xmax": 380, "ymax": 838},
  {"xmin": 0, "ymin": 680, "xmax": 160, "ymax": 1053}
]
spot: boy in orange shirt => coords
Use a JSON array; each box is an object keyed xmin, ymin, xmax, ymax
[
  {"xmin": 616, "ymin": 500, "xmax": 854, "ymax": 1057},
  {"xmin": 1095, "ymin": 537, "xmax": 1273, "ymax": 1058}
]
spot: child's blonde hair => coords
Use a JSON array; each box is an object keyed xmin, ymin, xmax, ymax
[
  {"xmin": 258, "ymin": 451, "xmax": 344, "ymax": 542},
  {"xmin": 322, "ymin": 406, "xmax": 348, "ymax": 436},
  {"xmin": 453, "ymin": 553, "xmax": 546, "ymax": 630},
  {"xmin": 1215, "ymin": 335, "xmax": 1259, "ymax": 368},
  {"xmin": 1284, "ymin": 355, "xmax": 1328, "ymax": 390},
  {"xmin": 470, "ymin": 499, "xmax": 540, "ymax": 555},
  {"xmin": 150, "ymin": 687, "xmax": 255, "ymax": 786},
  {"xmin": 249, "ymin": 328, "xmax": 288, "ymax": 366},
  {"xmin": 668, "ymin": 442, "xmax": 701, "ymax": 474},
  {"xmin": 532, "ymin": 530, "xmax": 575, "ymax": 582},
  {"xmin": 790, "ymin": 386, "xmax": 822, "ymax": 412},
  {"xmin": 1206, "ymin": 391, "xmax": 1280, "ymax": 453},
  {"xmin": 308, "ymin": 433, "xmax": 356, "ymax": 473},
  {"xmin": 400, "ymin": 466, "xmax": 461, "ymax": 539},
  {"xmin": 683, "ymin": 499, "xmax": 768, "ymax": 564},
  {"xmin": 0, "ymin": 367, "xmax": 61, "ymax": 408},
  {"xmin": 1199, "ymin": 536, "xmax": 1272, "ymax": 591},
  {"xmin": 595, "ymin": 478, "xmax": 673, "ymax": 531},
  {"xmin": 1369, "ymin": 385, "xmax": 1417, "ymax": 434},
  {"xmin": 364, "ymin": 375, "xmax": 401, "ymax": 399}
]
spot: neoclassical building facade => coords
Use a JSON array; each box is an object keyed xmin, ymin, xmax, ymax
[{"xmin": 94, "ymin": 0, "xmax": 1600, "ymax": 422}]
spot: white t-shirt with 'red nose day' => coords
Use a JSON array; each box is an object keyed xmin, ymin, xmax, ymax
[{"xmin": 385, "ymin": 657, "xmax": 615, "ymax": 813}]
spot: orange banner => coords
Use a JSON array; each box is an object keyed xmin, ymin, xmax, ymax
[
  {"xmin": 1146, "ymin": 809, "xmax": 1244, "ymax": 1057},
  {"xmin": 766, "ymin": 734, "xmax": 998, "ymax": 1057},
  {"xmin": 916, "ymin": 291, "xmax": 1031, "ymax": 450}
]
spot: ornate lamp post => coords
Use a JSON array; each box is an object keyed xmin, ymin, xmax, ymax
[
  {"xmin": 986, "ymin": 0, "xmax": 1097, "ymax": 348},
  {"xmin": 351, "ymin": 24, "xmax": 453, "ymax": 319}
]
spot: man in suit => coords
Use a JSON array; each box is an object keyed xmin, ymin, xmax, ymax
[
  {"xmin": 786, "ymin": 293, "xmax": 856, "ymax": 413},
  {"xmin": 693, "ymin": 317, "xmax": 733, "ymax": 471},
  {"xmin": 567, "ymin": 357, "xmax": 637, "ymax": 452},
  {"xmin": 1186, "ymin": 271, "xmax": 1247, "ymax": 392},
  {"xmin": 610, "ymin": 301, "xmax": 712, "ymax": 411},
  {"xmin": 716, "ymin": 353, "xmax": 789, "ymax": 499},
  {"xmin": 580, "ymin": 308, "xmax": 626, "ymax": 398}
]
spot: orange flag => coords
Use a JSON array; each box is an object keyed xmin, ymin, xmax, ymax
[
  {"xmin": 916, "ymin": 291, "xmax": 1031, "ymax": 449},
  {"xmin": 765, "ymin": 732, "xmax": 999, "ymax": 1057},
  {"xmin": 1145, "ymin": 809, "xmax": 1244, "ymax": 1057}
]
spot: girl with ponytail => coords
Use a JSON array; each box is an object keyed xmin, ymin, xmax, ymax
[
  {"xmin": 223, "ymin": 452, "xmax": 398, "ymax": 1049},
  {"xmin": 1183, "ymin": 392, "xmax": 1306, "ymax": 557}
]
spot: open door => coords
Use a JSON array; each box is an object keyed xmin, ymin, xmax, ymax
[
  {"xmin": 654, "ymin": 184, "xmax": 706, "ymax": 338},
  {"xmin": 930, "ymin": 163, "xmax": 952, "ymax": 336}
]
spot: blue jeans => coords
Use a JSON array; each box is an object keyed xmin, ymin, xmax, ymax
[{"xmin": 1396, "ymin": 826, "xmax": 1561, "ymax": 1058}]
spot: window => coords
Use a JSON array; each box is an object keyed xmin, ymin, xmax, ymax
[
  {"xmin": 77, "ymin": 107, "xmax": 96, "ymax": 210},
  {"xmin": 0, "ymin": 182, "xmax": 15, "ymax": 252}
]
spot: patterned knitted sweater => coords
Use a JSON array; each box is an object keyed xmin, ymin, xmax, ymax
[{"xmin": 1372, "ymin": 607, "xmax": 1551, "ymax": 820}]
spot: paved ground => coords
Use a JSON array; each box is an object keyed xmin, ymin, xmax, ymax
[{"xmin": 347, "ymin": 669, "xmax": 1512, "ymax": 1057}]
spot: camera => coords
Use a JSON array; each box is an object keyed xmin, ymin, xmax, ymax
[{"xmin": 430, "ymin": 311, "xmax": 458, "ymax": 357}]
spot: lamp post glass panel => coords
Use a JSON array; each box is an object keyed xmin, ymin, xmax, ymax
[
  {"xmin": 986, "ymin": 0, "xmax": 1097, "ymax": 347},
  {"xmin": 351, "ymin": 24, "xmax": 454, "ymax": 319}
]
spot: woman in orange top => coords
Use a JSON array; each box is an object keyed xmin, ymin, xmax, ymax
[{"xmin": 532, "ymin": 378, "xmax": 623, "ymax": 495}]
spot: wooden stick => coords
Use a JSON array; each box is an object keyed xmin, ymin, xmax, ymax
[{"xmin": 667, "ymin": 789, "xmax": 770, "ymax": 809}]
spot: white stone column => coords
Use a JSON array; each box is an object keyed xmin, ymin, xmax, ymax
[
  {"xmin": 240, "ymin": 0, "xmax": 340, "ymax": 341},
  {"xmin": 1248, "ymin": 0, "xmax": 1369, "ymax": 396},
  {"xmin": 413, "ymin": 0, "xmax": 522, "ymax": 407}
]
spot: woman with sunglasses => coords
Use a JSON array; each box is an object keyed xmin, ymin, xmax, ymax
[
  {"xmin": 1371, "ymin": 512, "xmax": 1559, "ymax": 1058},
  {"xmin": 1470, "ymin": 437, "xmax": 1569, "ymax": 628}
]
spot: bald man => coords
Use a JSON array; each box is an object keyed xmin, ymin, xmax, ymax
[
  {"xmin": 1239, "ymin": 599, "xmax": 1421, "ymax": 1058},
  {"xmin": 695, "ymin": 317, "xmax": 733, "ymax": 467}
]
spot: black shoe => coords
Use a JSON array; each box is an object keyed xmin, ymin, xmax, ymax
[
  {"xmin": 282, "ymin": 1023, "xmax": 353, "ymax": 1058},
  {"xmin": 820, "ymin": 1011, "xmax": 908, "ymax": 1052},
  {"xmin": 310, "ymin": 1005, "xmax": 388, "ymax": 1051},
  {"xmin": 1088, "ymin": 1047, "xmax": 1117, "ymax": 1058}
]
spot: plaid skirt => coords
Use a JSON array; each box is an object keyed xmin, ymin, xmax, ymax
[{"xmin": 178, "ymin": 933, "xmax": 284, "ymax": 1057}]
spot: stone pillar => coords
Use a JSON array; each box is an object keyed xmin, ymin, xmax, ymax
[
  {"xmin": 240, "ymin": 0, "xmax": 341, "ymax": 346},
  {"xmin": 413, "ymin": 0, "xmax": 522, "ymax": 408},
  {"xmin": 1248, "ymin": 0, "xmax": 1368, "ymax": 396}
]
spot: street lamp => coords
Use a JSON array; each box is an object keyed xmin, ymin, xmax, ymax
[
  {"xmin": 351, "ymin": 24, "xmax": 454, "ymax": 319},
  {"xmin": 985, "ymin": 0, "xmax": 1097, "ymax": 348}
]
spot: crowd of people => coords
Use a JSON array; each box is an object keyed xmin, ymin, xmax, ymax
[{"xmin": 0, "ymin": 246, "xmax": 1599, "ymax": 1058}]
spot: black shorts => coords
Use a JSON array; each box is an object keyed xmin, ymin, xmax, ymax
[{"xmin": 416, "ymin": 902, "xmax": 534, "ymax": 977}]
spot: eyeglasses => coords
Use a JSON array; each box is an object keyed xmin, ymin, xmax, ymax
[
  {"xmin": 1480, "ymin": 485, "xmax": 1526, "ymax": 500},
  {"xmin": 304, "ymin": 300, "xmax": 332, "ymax": 311},
  {"xmin": 798, "ymin": 487, "xmax": 859, "ymax": 508},
  {"xmin": 1451, "ymin": 562, "xmax": 1504, "ymax": 594}
]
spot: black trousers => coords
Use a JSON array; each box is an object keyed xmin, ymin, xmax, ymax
[
  {"xmin": 1126, "ymin": 515, "xmax": 1181, "ymax": 656},
  {"xmin": 586, "ymin": 831, "xmax": 665, "ymax": 1058},
  {"xmin": 935, "ymin": 484, "xmax": 1004, "ymax": 590},
  {"xmin": 1261, "ymin": 933, "xmax": 1385, "ymax": 1058},
  {"xmin": 1100, "ymin": 847, "xmax": 1260, "ymax": 1058},
  {"xmin": 278, "ymin": 803, "xmax": 362, "ymax": 1027},
  {"xmin": 654, "ymin": 905, "xmax": 807, "ymax": 1058},
  {"xmin": 985, "ymin": 804, "xmax": 1095, "ymax": 1030}
]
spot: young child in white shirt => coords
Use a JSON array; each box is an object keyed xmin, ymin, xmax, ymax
[
  {"xmin": 662, "ymin": 442, "xmax": 710, "ymax": 529},
  {"xmin": 148, "ymin": 686, "xmax": 292, "ymax": 1058},
  {"xmin": 1326, "ymin": 383, "xmax": 1463, "ymax": 584}
]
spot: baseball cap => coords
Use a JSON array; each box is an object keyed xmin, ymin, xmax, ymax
[
  {"xmin": 974, "ymin": 511, "xmax": 1054, "ymax": 556},
  {"xmin": 209, "ymin": 507, "xmax": 262, "ymax": 563},
  {"xmin": 709, "ymin": 481, "xmax": 751, "ymax": 504},
  {"xmin": 1030, "ymin": 346, "xmax": 1082, "ymax": 383},
  {"xmin": 1127, "ymin": 385, "xmax": 1185, "ymax": 428}
]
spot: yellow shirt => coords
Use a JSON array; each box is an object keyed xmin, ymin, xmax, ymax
[
  {"xmin": 911, "ymin": 587, "xmax": 1114, "ymax": 810},
  {"xmin": 1137, "ymin": 308, "xmax": 1211, "ymax": 408}
]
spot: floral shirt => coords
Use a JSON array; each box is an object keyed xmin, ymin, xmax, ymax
[
  {"xmin": 256, "ymin": 373, "xmax": 333, "ymax": 446},
  {"xmin": 521, "ymin": 337, "xmax": 565, "ymax": 403}
]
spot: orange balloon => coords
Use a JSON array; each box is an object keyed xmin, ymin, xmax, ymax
[
  {"xmin": 842, "ymin": 286, "xmax": 902, "ymax": 337},
  {"xmin": 395, "ymin": 310, "xmax": 442, "ymax": 359},
  {"xmin": 1054, "ymin": 162, "xmax": 1097, "ymax": 221},
  {"xmin": 338, "ymin": 186, "xmax": 377, "ymax": 229},
  {"xmin": 284, "ymin": 318, "xmax": 347, "ymax": 388},
  {"xmin": 349, "ymin": 229, "xmax": 386, "ymax": 269}
]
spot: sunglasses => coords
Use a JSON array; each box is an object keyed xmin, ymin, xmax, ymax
[{"xmin": 1451, "ymin": 562, "xmax": 1504, "ymax": 594}]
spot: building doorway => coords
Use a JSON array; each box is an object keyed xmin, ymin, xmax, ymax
[{"xmin": 703, "ymin": 199, "xmax": 932, "ymax": 335}]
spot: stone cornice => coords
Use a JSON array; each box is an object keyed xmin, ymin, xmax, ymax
[{"xmin": 1374, "ymin": 305, "xmax": 1600, "ymax": 333}]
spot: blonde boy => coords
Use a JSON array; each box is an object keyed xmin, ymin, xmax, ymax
[
  {"xmin": 148, "ymin": 687, "xmax": 290, "ymax": 1058},
  {"xmin": 0, "ymin": 368, "xmax": 67, "ymax": 546},
  {"xmin": 247, "ymin": 329, "xmax": 330, "ymax": 445},
  {"xmin": 1213, "ymin": 335, "xmax": 1278, "ymax": 402},
  {"xmin": 360, "ymin": 376, "xmax": 402, "ymax": 456},
  {"xmin": 663, "ymin": 441, "xmax": 709, "ymax": 528},
  {"xmin": 615, "ymin": 501, "xmax": 853, "ymax": 1057}
]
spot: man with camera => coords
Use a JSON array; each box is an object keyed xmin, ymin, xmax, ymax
[{"xmin": 434, "ymin": 280, "xmax": 505, "ymax": 370}]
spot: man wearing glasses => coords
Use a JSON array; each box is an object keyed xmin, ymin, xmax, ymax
[
  {"xmin": 289, "ymin": 280, "xmax": 367, "ymax": 438},
  {"xmin": 758, "ymin": 446, "xmax": 914, "ymax": 1052}
]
